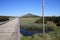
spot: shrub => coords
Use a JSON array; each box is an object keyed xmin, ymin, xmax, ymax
[
  {"xmin": 20, "ymin": 23, "xmax": 54, "ymax": 33},
  {"xmin": 56, "ymin": 21, "xmax": 60, "ymax": 26},
  {"xmin": 0, "ymin": 16, "xmax": 9, "ymax": 22},
  {"xmin": 35, "ymin": 18, "xmax": 47, "ymax": 24}
]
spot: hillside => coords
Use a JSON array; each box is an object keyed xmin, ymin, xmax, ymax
[{"xmin": 20, "ymin": 13, "xmax": 40, "ymax": 18}]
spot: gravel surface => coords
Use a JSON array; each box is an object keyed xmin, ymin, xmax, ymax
[{"xmin": 0, "ymin": 18, "xmax": 20, "ymax": 40}]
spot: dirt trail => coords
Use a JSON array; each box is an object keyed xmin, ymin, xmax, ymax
[{"xmin": 0, "ymin": 18, "xmax": 20, "ymax": 40}]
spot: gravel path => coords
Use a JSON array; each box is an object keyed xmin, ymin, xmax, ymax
[{"xmin": 0, "ymin": 18, "xmax": 20, "ymax": 40}]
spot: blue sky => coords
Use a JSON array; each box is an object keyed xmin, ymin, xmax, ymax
[{"xmin": 0, "ymin": 0, "xmax": 60, "ymax": 16}]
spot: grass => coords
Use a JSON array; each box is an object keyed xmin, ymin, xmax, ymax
[
  {"xmin": 20, "ymin": 18, "xmax": 41, "ymax": 30},
  {"xmin": 20, "ymin": 18, "xmax": 60, "ymax": 40},
  {"xmin": 20, "ymin": 18, "xmax": 40, "ymax": 24},
  {"xmin": 47, "ymin": 21, "xmax": 60, "ymax": 40},
  {"xmin": 20, "ymin": 34, "xmax": 43, "ymax": 40}
]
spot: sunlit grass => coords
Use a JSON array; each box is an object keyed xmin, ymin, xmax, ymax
[{"xmin": 20, "ymin": 18, "xmax": 60, "ymax": 40}]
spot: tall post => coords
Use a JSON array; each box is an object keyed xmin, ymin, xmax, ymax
[{"xmin": 42, "ymin": 0, "xmax": 45, "ymax": 40}]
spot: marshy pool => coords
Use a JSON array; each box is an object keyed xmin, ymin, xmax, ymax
[{"xmin": 20, "ymin": 27, "xmax": 53, "ymax": 36}]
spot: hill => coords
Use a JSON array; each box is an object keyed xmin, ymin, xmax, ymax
[{"xmin": 20, "ymin": 13, "xmax": 40, "ymax": 18}]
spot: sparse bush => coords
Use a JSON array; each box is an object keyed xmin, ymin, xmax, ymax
[
  {"xmin": 0, "ymin": 16, "xmax": 9, "ymax": 22},
  {"xmin": 56, "ymin": 21, "xmax": 60, "ymax": 26},
  {"xmin": 20, "ymin": 23, "xmax": 54, "ymax": 33},
  {"xmin": 35, "ymin": 18, "xmax": 47, "ymax": 24}
]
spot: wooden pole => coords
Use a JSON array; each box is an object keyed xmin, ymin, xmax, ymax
[{"xmin": 42, "ymin": 0, "xmax": 45, "ymax": 40}]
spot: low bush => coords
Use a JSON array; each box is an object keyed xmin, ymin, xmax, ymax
[
  {"xmin": 35, "ymin": 18, "xmax": 47, "ymax": 24},
  {"xmin": 20, "ymin": 23, "xmax": 54, "ymax": 32},
  {"xmin": 0, "ymin": 16, "xmax": 9, "ymax": 22},
  {"xmin": 56, "ymin": 21, "xmax": 60, "ymax": 26}
]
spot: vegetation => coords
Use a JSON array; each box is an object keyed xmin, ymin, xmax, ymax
[
  {"xmin": 20, "ymin": 14, "xmax": 60, "ymax": 40},
  {"xmin": 20, "ymin": 13, "xmax": 40, "ymax": 18},
  {"xmin": 35, "ymin": 18, "xmax": 47, "ymax": 24},
  {"xmin": 0, "ymin": 16, "xmax": 16, "ymax": 22},
  {"xmin": 35, "ymin": 16, "xmax": 60, "ymax": 26},
  {"xmin": 0, "ymin": 16, "xmax": 9, "ymax": 22}
]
